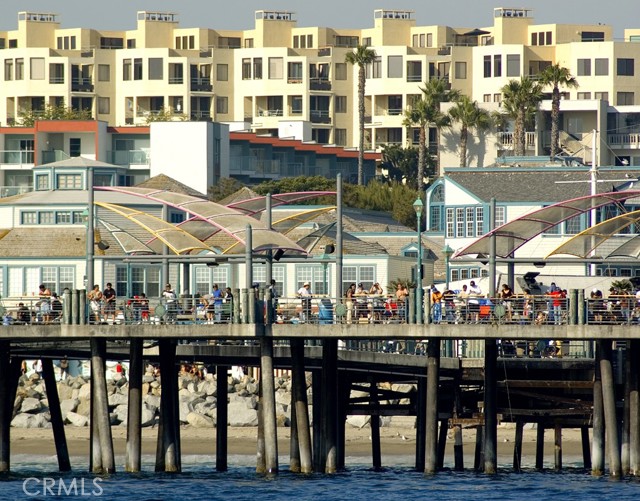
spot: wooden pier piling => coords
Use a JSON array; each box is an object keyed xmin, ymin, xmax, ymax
[
  {"xmin": 259, "ymin": 337, "xmax": 278, "ymax": 473},
  {"xmin": 599, "ymin": 341, "xmax": 622, "ymax": 478},
  {"xmin": 0, "ymin": 342, "xmax": 10, "ymax": 472},
  {"xmin": 554, "ymin": 424, "xmax": 562, "ymax": 471},
  {"xmin": 42, "ymin": 358, "xmax": 71, "ymax": 472},
  {"xmin": 156, "ymin": 339, "xmax": 179, "ymax": 473},
  {"xmin": 90, "ymin": 338, "xmax": 115, "ymax": 473},
  {"xmin": 483, "ymin": 339, "xmax": 498, "ymax": 474},
  {"xmin": 290, "ymin": 339, "xmax": 312, "ymax": 473},
  {"xmin": 125, "ymin": 338, "xmax": 143, "ymax": 472},
  {"xmin": 415, "ymin": 376, "xmax": 426, "ymax": 471},
  {"xmin": 535, "ymin": 424, "xmax": 545, "ymax": 470},
  {"xmin": 629, "ymin": 340, "xmax": 639, "ymax": 476},
  {"xmin": 592, "ymin": 345, "xmax": 605, "ymax": 476},
  {"xmin": 513, "ymin": 421, "xmax": 523, "ymax": 472},
  {"xmin": 322, "ymin": 339, "xmax": 339, "ymax": 473},
  {"xmin": 424, "ymin": 338, "xmax": 440, "ymax": 474},
  {"xmin": 216, "ymin": 365, "xmax": 229, "ymax": 472}
]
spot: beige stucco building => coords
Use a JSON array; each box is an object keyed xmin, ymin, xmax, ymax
[{"xmin": 1, "ymin": 7, "xmax": 640, "ymax": 166}]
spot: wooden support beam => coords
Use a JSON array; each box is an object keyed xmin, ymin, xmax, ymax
[
  {"xmin": 157, "ymin": 339, "xmax": 179, "ymax": 473},
  {"xmin": 535, "ymin": 424, "xmax": 545, "ymax": 470},
  {"xmin": 497, "ymin": 380, "xmax": 593, "ymax": 389},
  {"xmin": 42, "ymin": 358, "xmax": 71, "ymax": 472},
  {"xmin": 630, "ymin": 340, "xmax": 640, "ymax": 476},
  {"xmin": 90, "ymin": 338, "xmax": 115, "ymax": 473},
  {"xmin": 290, "ymin": 339, "xmax": 312, "ymax": 474},
  {"xmin": 513, "ymin": 421, "xmax": 523, "ymax": 473},
  {"xmin": 415, "ymin": 376, "xmax": 426, "ymax": 471},
  {"xmin": 260, "ymin": 337, "xmax": 279, "ymax": 473},
  {"xmin": 370, "ymin": 380, "xmax": 381, "ymax": 471},
  {"xmin": 581, "ymin": 426, "xmax": 591, "ymax": 470},
  {"xmin": 483, "ymin": 339, "xmax": 498, "ymax": 474},
  {"xmin": 126, "ymin": 339, "xmax": 143, "ymax": 472},
  {"xmin": 216, "ymin": 365, "xmax": 229, "ymax": 472},
  {"xmin": 599, "ymin": 341, "xmax": 622, "ymax": 478},
  {"xmin": 425, "ymin": 338, "xmax": 440, "ymax": 474},
  {"xmin": 322, "ymin": 340, "xmax": 338, "ymax": 473},
  {"xmin": 436, "ymin": 419, "xmax": 447, "ymax": 469},
  {"xmin": 554, "ymin": 423, "xmax": 562, "ymax": 471}
]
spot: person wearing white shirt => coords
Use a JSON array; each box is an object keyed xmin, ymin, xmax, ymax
[
  {"xmin": 297, "ymin": 282, "xmax": 312, "ymax": 322},
  {"xmin": 468, "ymin": 280, "xmax": 482, "ymax": 323}
]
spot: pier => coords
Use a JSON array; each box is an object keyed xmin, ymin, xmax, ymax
[{"xmin": 1, "ymin": 314, "xmax": 639, "ymax": 478}]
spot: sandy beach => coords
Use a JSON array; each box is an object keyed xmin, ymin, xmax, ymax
[{"xmin": 10, "ymin": 424, "xmax": 586, "ymax": 462}]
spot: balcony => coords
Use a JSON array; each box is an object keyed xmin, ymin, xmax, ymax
[
  {"xmin": 71, "ymin": 77, "xmax": 94, "ymax": 92},
  {"xmin": 257, "ymin": 109, "xmax": 283, "ymax": 117},
  {"xmin": 310, "ymin": 110, "xmax": 331, "ymax": 124},
  {"xmin": 41, "ymin": 150, "xmax": 70, "ymax": 164},
  {"xmin": 386, "ymin": 108, "xmax": 403, "ymax": 116},
  {"xmin": 0, "ymin": 186, "xmax": 33, "ymax": 198},
  {"xmin": 168, "ymin": 76, "xmax": 184, "ymax": 84},
  {"xmin": 190, "ymin": 77, "xmax": 212, "ymax": 92},
  {"xmin": 0, "ymin": 150, "xmax": 34, "ymax": 165},
  {"xmin": 317, "ymin": 47, "xmax": 331, "ymax": 57},
  {"xmin": 608, "ymin": 133, "xmax": 640, "ymax": 149},
  {"xmin": 497, "ymin": 131, "xmax": 536, "ymax": 149},
  {"xmin": 108, "ymin": 149, "xmax": 150, "ymax": 166},
  {"xmin": 310, "ymin": 77, "xmax": 331, "ymax": 91},
  {"xmin": 49, "ymin": 76, "xmax": 64, "ymax": 84},
  {"xmin": 287, "ymin": 77, "xmax": 303, "ymax": 84},
  {"xmin": 190, "ymin": 111, "xmax": 212, "ymax": 121}
]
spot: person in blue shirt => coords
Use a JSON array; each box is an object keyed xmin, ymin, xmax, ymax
[{"xmin": 212, "ymin": 284, "xmax": 223, "ymax": 323}]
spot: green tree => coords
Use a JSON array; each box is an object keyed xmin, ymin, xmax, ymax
[
  {"xmin": 345, "ymin": 45, "xmax": 377, "ymax": 185},
  {"xmin": 380, "ymin": 144, "xmax": 418, "ymax": 185},
  {"xmin": 144, "ymin": 106, "xmax": 187, "ymax": 124},
  {"xmin": 208, "ymin": 177, "xmax": 245, "ymax": 202},
  {"xmin": 539, "ymin": 63, "xmax": 579, "ymax": 157},
  {"xmin": 500, "ymin": 77, "xmax": 543, "ymax": 156},
  {"xmin": 402, "ymin": 99, "xmax": 438, "ymax": 190},
  {"xmin": 420, "ymin": 78, "xmax": 460, "ymax": 177},
  {"xmin": 17, "ymin": 103, "xmax": 92, "ymax": 127},
  {"xmin": 448, "ymin": 95, "xmax": 492, "ymax": 167}
]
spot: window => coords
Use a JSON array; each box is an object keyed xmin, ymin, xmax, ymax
[
  {"xmin": 287, "ymin": 62, "xmax": 302, "ymax": 82},
  {"xmin": 21, "ymin": 211, "xmax": 38, "ymax": 225},
  {"xmin": 291, "ymin": 96, "xmax": 302, "ymax": 114},
  {"xmin": 493, "ymin": 55, "xmax": 502, "ymax": 77},
  {"xmin": 127, "ymin": 39, "xmax": 136, "ymax": 49},
  {"xmin": 69, "ymin": 138, "xmax": 81, "ymax": 157},
  {"xmin": 407, "ymin": 61, "xmax": 422, "ymax": 81},
  {"xmin": 372, "ymin": 56, "xmax": 382, "ymax": 79},
  {"xmin": 307, "ymin": 35, "xmax": 313, "ymax": 48},
  {"xmin": 483, "ymin": 94, "xmax": 491, "ymax": 103},
  {"xmin": 35, "ymin": 174, "xmax": 49, "ymax": 190},
  {"xmin": 133, "ymin": 58, "xmax": 142, "ymax": 80},
  {"xmin": 582, "ymin": 31, "xmax": 605, "ymax": 42},
  {"xmin": 427, "ymin": 33, "xmax": 433, "ymax": 47},
  {"xmin": 495, "ymin": 207, "xmax": 505, "ymax": 227},
  {"xmin": 335, "ymin": 63, "xmax": 347, "ymax": 80},
  {"xmin": 56, "ymin": 211, "xmax": 71, "ymax": 224},
  {"xmin": 506, "ymin": 54, "xmax": 520, "ymax": 77},
  {"xmin": 15, "ymin": 58, "xmax": 24, "ymax": 80},
  {"xmin": 493, "ymin": 93, "xmax": 501, "ymax": 103},
  {"xmin": 123, "ymin": 59, "xmax": 131, "ymax": 81},
  {"xmin": 116, "ymin": 265, "xmax": 161, "ymax": 298},
  {"xmin": 98, "ymin": 97, "xmax": 110, "ymax": 114},
  {"xmin": 30, "ymin": 58, "xmax": 45, "ymax": 79},
  {"xmin": 335, "ymin": 95, "xmax": 347, "ymax": 113},
  {"xmin": 577, "ymin": 92, "xmax": 591, "ymax": 100},
  {"xmin": 56, "ymin": 174, "xmax": 82, "ymax": 189},
  {"xmin": 546, "ymin": 32, "xmax": 552, "ymax": 45},
  {"xmin": 297, "ymin": 265, "xmax": 328, "ymax": 295},
  {"xmin": 594, "ymin": 58, "xmax": 608, "ymax": 76},
  {"xmin": 100, "ymin": 37, "xmax": 123, "ymax": 49},
  {"xmin": 595, "ymin": 91, "xmax": 609, "ymax": 101},
  {"xmin": 253, "ymin": 58, "xmax": 263, "ymax": 79},
  {"xmin": 531, "ymin": 33, "xmax": 537, "ymax": 46},
  {"xmin": 242, "ymin": 58, "xmax": 251, "ymax": 79},
  {"xmin": 565, "ymin": 215, "xmax": 582, "ymax": 234},
  {"xmin": 454, "ymin": 61, "xmax": 467, "ymax": 79},
  {"xmin": 577, "ymin": 58, "xmax": 591, "ymax": 76},
  {"xmin": 387, "ymin": 55, "xmax": 402, "ymax": 78},
  {"xmin": 98, "ymin": 64, "xmax": 110, "ymax": 81},
  {"xmin": 617, "ymin": 58, "xmax": 635, "ymax": 76},
  {"xmin": 617, "ymin": 92, "xmax": 635, "ymax": 105},
  {"xmin": 335, "ymin": 128, "xmax": 347, "ymax": 146},
  {"xmin": 362, "ymin": 37, "xmax": 371, "ymax": 47},
  {"xmin": 4, "ymin": 59, "xmax": 13, "ymax": 81},
  {"xmin": 446, "ymin": 206, "xmax": 487, "ymax": 238},
  {"xmin": 216, "ymin": 96, "xmax": 228, "ymax": 114},
  {"xmin": 341, "ymin": 266, "xmax": 375, "ymax": 297},
  {"xmin": 216, "ymin": 63, "xmax": 228, "ymax": 81},
  {"xmin": 251, "ymin": 265, "xmax": 285, "ymax": 295},
  {"xmin": 483, "ymin": 56, "xmax": 491, "ymax": 78},
  {"xmin": 148, "ymin": 58, "xmax": 163, "ymax": 80},
  {"xmin": 268, "ymin": 57, "xmax": 283, "ymax": 79}
]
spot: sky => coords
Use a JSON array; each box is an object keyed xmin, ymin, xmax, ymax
[{"xmin": 0, "ymin": 0, "xmax": 637, "ymax": 37}]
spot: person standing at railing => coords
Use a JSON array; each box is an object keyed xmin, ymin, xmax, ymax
[
  {"xmin": 396, "ymin": 283, "xmax": 409, "ymax": 323},
  {"xmin": 500, "ymin": 283, "xmax": 514, "ymax": 322},
  {"xmin": 212, "ymin": 284, "xmax": 223, "ymax": 323},
  {"xmin": 268, "ymin": 279, "xmax": 279, "ymax": 323},
  {"xmin": 297, "ymin": 282, "xmax": 312, "ymax": 323},
  {"xmin": 36, "ymin": 284, "xmax": 51, "ymax": 324},
  {"xmin": 431, "ymin": 285, "xmax": 443, "ymax": 324},
  {"xmin": 457, "ymin": 284, "xmax": 470, "ymax": 323},
  {"xmin": 16, "ymin": 302, "xmax": 31, "ymax": 324},
  {"xmin": 468, "ymin": 280, "xmax": 482, "ymax": 323},
  {"xmin": 87, "ymin": 284, "xmax": 103, "ymax": 324},
  {"xmin": 162, "ymin": 283, "xmax": 177, "ymax": 324},
  {"xmin": 547, "ymin": 285, "xmax": 565, "ymax": 326},
  {"xmin": 102, "ymin": 283, "xmax": 117, "ymax": 324},
  {"xmin": 345, "ymin": 283, "xmax": 356, "ymax": 324}
]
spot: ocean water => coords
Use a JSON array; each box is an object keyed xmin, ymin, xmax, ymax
[{"xmin": 1, "ymin": 454, "xmax": 639, "ymax": 500}]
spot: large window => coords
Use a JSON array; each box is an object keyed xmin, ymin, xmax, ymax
[
  {"xmin": 334, "ymin": 129, "xmax": 347, "ymax": 146},
  {"xmin": 387, "ymin": 55, "xmax": 402, "ymax": 78},
  {"xmin": 483, "ymin": 56, "xmax": 491, "ymax": 78},
  {"xmin": 252, "ymin": 265, "xmax": 285, "ymax": 296},
  {"xmin": 193, "ymin": 265, "xmax": 230, "ymax": 296},
  {"xmin": 123, "ymin": 59, "xmax": 131, "ymax": 81},
  {"xmin": 297, "ymin": 265, "xmax": 328, "ymax": 295},
  {"xmin": 446, "ymin": 206, "xmax": 491, "ymax": 238},
  {"xmin": 133, "ymin": 58, "xmax": 143, "ymax": 80},
  {"xmin": 454, "ymin": 61, "xmax": 467, "ymax": 80},
  {"xmin": 30, "ymin": 58, "xmax": 45, "ymax": 80},
  {"xmin": 371, "ymin": 56, "xmax": 382, "ymax": 79},
  {"xmin": 268, "ymin": 58, "xmax": 283, "ymax": 79},
  {"xmin": 98, "ymin": 97, "xmax": 110, "ymax": 114},
  {"xmin": 15, "ymin": 58, "xmax": 24, "ymax": 80},
  {"xmin": 493, "ymin": 55, "xmax": 502, "ymax": 77},
  {"xmin": 617, "ymin": 58, "xmax": 635, "ymax": 76},
  {"xmin": 341, "ymin": 266, "xmax": 375, "ymax": 297},
  {"xmin": 253, "ymin": 58, "xmax": 263, "ymax": 80},
  {"xmin": 506, "ymin": 55, "xmax": 520, "ymax": 77},
  {"xmin": 216, "ymin": 96, "xmax": 228, "ymax": 114},
  {"xmin": 594, "ymin": 58, "xmax": 608, "ymax": 76},
  {"xmin": 216, "ymin": 64, "xmax": 228, "ymax": 81},
  {"xmin": 116, "ymin": 265, "xmax": 161, "ymax": 297},
  {"xmin": 288, "ymin": 62, "xmax": 302, "ymax": 82},
  {"xmin": 617, "ymin": 92, "xmax": 635, "ymax": 105},
  {"xmin": 56, "ymin": 173, "xmax": 82, "ymax": 189},
  {"xmin": 148, "ymin": 58, "xmax": 163, "ymax": 80},
  {"xmin": 98, "ymin": 64, "xmax": 110, "ymax": 81},
  {"xmin": 335, "ymin": 63, "xmax": 347, "ymax": 80},
  {"xmin": 577, "ymin": 58, "xmax": 591, "ymax": 76},
  {"xmin": 335, "ymin": 96, "xmax": 347, "ymax": 113},
  {"xmin": 4, "ymin": 59, "xmax": 13, "ymax": 81}
]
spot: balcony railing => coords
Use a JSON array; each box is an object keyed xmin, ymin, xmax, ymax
[
  {"xmin": 190, "ymin": 111, "xmax": 212, "ymax": 121},
  {"xmin": 608, "ymin": 133, "xmax": 640, "ymax": 149},
  {"xmin": 287, "ymin": 77, "xmax": 303, "ymax": 84},
  {"xmin": 386, "ymin": 108, "xmax": 403, "ymax": 116},
  {"xmin": 107, "ymin": 149, "xmax": 150, "ymax": 166},
  {"xmin": 310, "ymin": 77, "xmax": 331, "ymax": 91},
  {"xmin": 406, "ymin": 74, "xmax": 421, "ymax": 82},
  {"xmin": 310, "ymin": 110, "xmax": 331, "ymax": 123},
  {"xmin": 257, "ymin": 109, "xmax": 283, "ymax": 117},
  {"xmin": 0, "ymin": 150, "xmax": 34, "ymax": 165},
  {"xmin": 49, "ymin": 76, "xmax": 64, "ymax": 84},
  {"xmin": 497, "ymin": 131, "xmax": 536, "ymax": 149},
  {"xmin": 168, "ymin": 76, "xmax": 184, "ymax": 84},
  {"xmin": 41, "ymin": 150, "xmax": 70, "ymax": 164},
  {"xmin": 71, "ymin": 77, "xmax": 94, "ymax": 92},
  {"xmin": 0, "ymin": 186, "xmax": 33, "ymax": 198},
  {"xmin": 190, "ymin": 77, "xmax": 212, "ymax": 92}
]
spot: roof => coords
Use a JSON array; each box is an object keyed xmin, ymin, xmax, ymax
[
  {"xmin": 445, "ymin": 168, "xmax": 640, "ymax": 203},
  {"xmin": 0, "ymin": 227, "xmax": 86, "ymax": 257},
  {"xmin": 136, "ymin": 174, "xmax": 206, "ymax": 197},
  {"xmin": 218, "ymin": 186, "xmax": 260, "ymax": 206}
]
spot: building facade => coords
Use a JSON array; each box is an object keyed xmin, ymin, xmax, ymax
[{"xmin": 1, "ymin": 8, "xmax": 640, "ymax": 167}]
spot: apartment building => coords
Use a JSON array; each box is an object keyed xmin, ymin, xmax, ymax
[{"xmin": 1, "ymin": 8, "xmax": 640, "ymax": 167}]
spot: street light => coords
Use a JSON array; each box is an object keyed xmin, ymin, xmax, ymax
[
  {"xmin": 413, "ymin": 197, "xmax": 423, "ymax": 324},
  {"xmin": 442, "ymin": 243, "xmax": 454, "ymax": 356}
]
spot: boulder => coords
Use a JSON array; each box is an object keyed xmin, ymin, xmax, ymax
[
  {"xmin": 20, "ymin": 397, "xmax": 42, "ymax": 414},
  {"xmin": 186, "ymin": 412, "xmax": 214, "ymax": 428},
  {"xmin": 275, "ymin": 389, "xmax": 291, "ymax": 406},
  {"xmin": 11, "ymin": 414, "xmax": 35, "ymax": 428},
  {"xmin": 141, "ymin": 405, "xmax": 156, "ymax": 427},
  {"xmin": 76, "ymin": 399, "xmax": 91, "ymax": 417},
  {"xmin": 56, "ymin": 384, "xmax": 74, "ymax": 401},
  {"xmin": 346, "ymin": 415, "xmax": 370, "ymax": 429},
  {"xmin": 60, "ymin": 399, "xmax": 79, "ymax": 421},
  {"xmin": 108, "ymin": 392, "xmax": 128, "ymax": 407},
  {"xmin": 144, "ymin": 394, "xmax": 161, "ymax": 412},
  {"xmin": 227, "ymin": 401, "xmax": 258, "ymax": 426},
  {"xmin": 391, "ymin": 384, "xmax": 415, "ymax": 394},
  {"xmin": 78, "ymin": 383, "xmax": 91, "ymax": 400},
  {"xmin": 66, "ymin": 411, "xmax": 89, "ymax": 427}
]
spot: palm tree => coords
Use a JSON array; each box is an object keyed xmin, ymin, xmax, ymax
[
  {"xmin": 420, "ymin": 78, "xmax": 460, "ymax": 176},
  {"xmin": 448, "ymin": 96, "xmax": 492, "ymax": 167},
  {"xmin": 500, "ymin": 77, "xmax": 543, "ymax": 156},
  {"xmin": 345, "ymin": 45, "xmax": 377, "ymax": 185},
  {"xmin": 539, "ymin": 64, "xmax": 579, "ymax": 157}
]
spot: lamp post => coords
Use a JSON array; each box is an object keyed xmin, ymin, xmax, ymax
[
  {"xmin": 413, "ymin": 197, "xmax": 423, "ymax": 324},
  {"xmin": 442, "ymin": 244, "xmax": 453, "ymax": 290}
]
